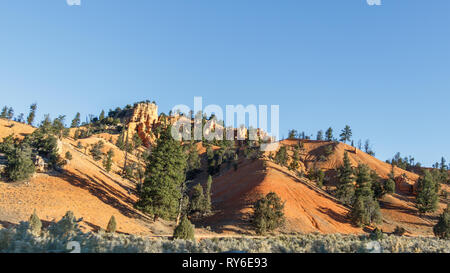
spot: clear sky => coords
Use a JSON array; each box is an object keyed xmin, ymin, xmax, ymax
[{"xmin": 0, "ymin": 0, "xmax": 449, "ymax": 166}]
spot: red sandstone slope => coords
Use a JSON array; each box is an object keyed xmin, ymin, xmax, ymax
[{"xmin": 206, "ymin": 159, "xmax": 362, "ymax": 234}]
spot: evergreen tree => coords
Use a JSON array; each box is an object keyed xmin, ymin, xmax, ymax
[
  {"xmin": 173, "ymin": 216, "xmax": 195, "ymax": 240},
  {"xmin": 186, "ymin": 143, "xmax": 201, "ymax": 179},
  {"xmin": 27, "ymin": 103, "xmax": 37, "ymax": 126},
  {"xmin": 288, "ymin": 129, "xmax": 298, "ymax": 139},
  {"xmin": 115, "ymin": 131, "xmax": 125, "ymax": 150},
  {"xmin": 7, "ymin": 107, "xmax": 14, "ymax": 120},
  {"xmin": 336, "ymin": 152, "xmax": 355, "ymax": 205},
  {"xmin": 5, "ymin": 143, "xmax": 35, "ymax": 182},
  {"xmin": 204, "ymin": 175, "xmax": 213, "ymax": 212},
  {"xmin": 325, "ymin": 127, "xmax": 333, "ymax": 141},
  {"xmin": 190, "ymin": 183, "xmax": 206, "ymax": 213},
  {"xmin": 316, "ymin": 130, "xmax": 324, "ymax": 141},
  {"xmin": 71, "ymin": 112, "xmax": 81, "ymax": 128},
  {"xmin": 433, "ymin": 204, "xmax": 449, "ymax": 239},
  {"xmin": 350, "ymin": 164, "xmax": 382, "ymax": 227},
  {"xmin": 90, "ymin": 141, "xmax": 104, "ymax": 161},
  {"xmin": 416, "ymin": 170, "xmax": 439, "ymax": 213},
  {"xmin": 251, "ymin": 192, "xmax": 285, "ymax": 235},
  {"xmin": 103, "ymin": 149, "xmax": 114, "ymax": 173},
  {"xmin": 65, "ymin": 151, "xmax": 73, "ymax": 160},
  {"xmin": 274, "ymin": 146, "xmax": 288, "ymax": 166},
  {"xmin": 132, "ymin": 133, "xmax": 142, "ymax": 150},
  {"xmin": 28, "ymin": 209, "xmax": 42, "ymax": 236},
  {"xmin": 339, "ymin": 125, "xmax": 352, "ymax": 143},
  {"xmin": 289, "ymin": 148, "xmax": 300, "ymax": 170},
  {"xmin": 106, "ymin": 215, "xmax": 117, "ymax": 233},
  {"xmin": 0, "ymin": 106, "xmax": 7, "ymax": 118},
  {"xmin": 384, "ymin": 165, "xmax": 396, "ymax": 194},
  {"xmin": 99, "ymin": 110, "xmax": 105, "ymax": 121},
  {"xmin": 136, "ymin": 126, "xmax": 187, "ymax": 220}
]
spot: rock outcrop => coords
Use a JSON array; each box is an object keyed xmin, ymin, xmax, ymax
[{"xmin": 122, "ymin": 102, "xmax": 159, "ymax": 147}]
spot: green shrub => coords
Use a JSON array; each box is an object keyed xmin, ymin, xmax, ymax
[
  {"xmin": 6, "ymin": 144, "xmax": 35, "ymax": 182},
  {"xmin": 65, "ymin": 151, "xmax": 73, "ymax": 160},
  {"xmin": 28, "ymin": 209, "xmax": 42, "ymax": 236},
  {"xmin": 173, "ymin": 216, "xmax": 195, "ymax": 241},
  {"xmin": 393, "ymin": 226, "xmax": 406, "ymax": 236},
  {"xmin": 384, "ymin": 178, "xmax": 396, "ymax": 194},
  {"xmin": 251, "ymin": 192, "xmax": 285, "ymax": 235},
  {"xmin": 433, "ymin": 205, "xmax": 449, "ymax": 239},
  {"xmin": 369, "ymin": 227, "xmax": 384, "ymax": 241}
]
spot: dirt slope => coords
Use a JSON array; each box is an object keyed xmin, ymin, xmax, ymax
[
  {"xmin": 0, "ymin": 127, "xmax": 166, "ymax": 235},
  {"xmin": 0, "ymin": 119, "xmax": 35, "ymax": 140},
  {"xmin": 204, "ymin": 159, "xmax": 362, "ymax": 235}
]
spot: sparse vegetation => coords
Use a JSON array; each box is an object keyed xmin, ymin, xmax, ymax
[
  {"xmin": 1, "ymin": 218, "xmax": 449, "ymax": 253},
  {"xmin": 102, "ymin": 149, "xmax": 114, "ymax": 173},
  {"xmin": 433, "ymin": 204, "xmax": 449, "ymax": 239},
  {"xmin": 173, "ymin": 216, "xmax": 195, "ymax": 241},
  {"xmin": 90, "ymin": 141, "xmax": 104, "ymax": 161},
  {"xmin": 416, "ymin": 170, "xmax": 439, "ymax": 213},
  {"xmin": 251, "ymin": 192, "xmax": 285, "ymax": 235}
]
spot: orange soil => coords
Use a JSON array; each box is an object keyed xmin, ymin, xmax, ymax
[
  {"xmin": 205, "ymin": 159, "xmax": 362, "ymax": 234},
  {"xmin": 0, "ymin": 119, "xmax": 35, "ymax": 140},
  {"xmin": 1, "ymin": 121, "xmax": 446, "ymax": 237},
  {"xmin": 280, "ymin": 139, "xmax": 419, "ymax": 183}
]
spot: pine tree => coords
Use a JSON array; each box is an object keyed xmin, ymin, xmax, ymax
[
  {"xmin": 0, "ymin": 106, "xmax": 7, "ymax": 118},
  {"xmin": 90, "ymin": 141, "xmax": 104, "ymax": 161},
  {"xmin": 433, "ymin": 204, "xmax": 449, "ymax": 239},
  {"xmin": 350, "ymin": 164, "xmax": 382, "ymax": 227},
  {"xmin": 132, "ymin": 133, "xmax": 142, "ymax": 150},
  {"xmin": 65, "ymin": 151, "xmax": 73, "ymax": 160},
  {"xmin": 204, "ymin": 175, "xmax": 213, "ymax": 212},
  {"xmin": 99, "ymin": 110, "xmax": 105, "ymax": 121},
  {"xmin": 190, "ymin": 183, "xmax": 206, "ymax": 213},
  {"xmin": 103, "ymin": 149, "xmax": 114, "ymax": 173},
  {"xmin": 71, "ymin": 112, "xmax": 81, "ymax": 128},
  {"xmin": 339, "ymin": 125, "xmax": 352, "ymax": 143},
  {"xmin": 173, "ymin": 216, "xmax": 195, "ymax": 240},
  {"xmin": 336, "ymin": 152, "xmax": 355, "ymax": 205},
  {"xmin": 136, "ymin": 126, "xmax": 187, "ymax": 220},
  {"xmin": 384, "ymin": 165, "xmax": 396, "ymax": 194},
  {"xmin": 290, "ymin": 148, "xmax": 300, "ymax": 170},
  {"xmin": 251, "ymin": 192, "xmax": 285, "ymax": 235},
  {"xmin": 325, "ymin": 127, "xmax": 333, "ymax": 141},
  {"xmin": 27, "ymin": 103, "xmax": 37, "ymax": 126},
  {"xmin": 6, "ymin": 143, "xmax": 35, "ymax": 182},
  {"xmin": 416, "ymin": 170, "xmax": 439, "ymax": 213},
  {"xmin": 288, "ymin": 129, "xmax": 298, "ymax": 139},
  {"xmin": 116, "ymin": 131, "xmax": 125, "ymax": 150},
  {"xmin": 186, "ymin": 143, "xmax": 201, "ymax": 179},
  {"xmin": 275, "ymin": 146, "xmax": 288, "ymax": 166},
  {"xmin": 28, "ymin": 209, "xmax": 42, "ymax": 236},
  {"xmin": 316, "ymin": 130, "xmax": 324, "ymax": 141},
  {"xmin": 7, "ymin": 107, "xmax": 14, "ymax": 120}
]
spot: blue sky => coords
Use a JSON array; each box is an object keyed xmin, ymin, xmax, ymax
[{"xmin": 0, "ymin": 0, "xmax": 449, "ymax": 166}]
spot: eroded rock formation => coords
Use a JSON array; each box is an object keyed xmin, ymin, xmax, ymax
[{"xmin": 122, "ymin": 102, "xmax": 159, "ymax": 147}]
